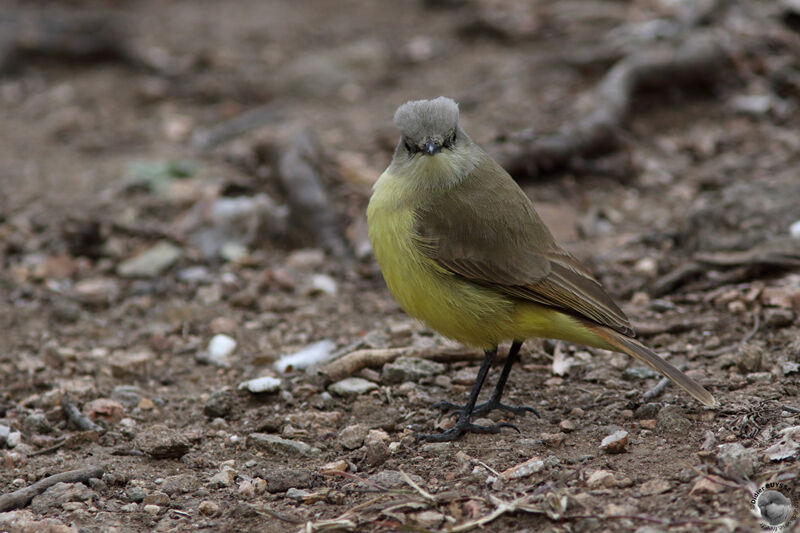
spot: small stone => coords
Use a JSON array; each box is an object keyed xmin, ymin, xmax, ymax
[
  {"xmin": 763, "ymin": 425, "xmax": 800, "ymax": 462},
  {"xmin": 501, "ymin": 457, "xmax": 545, "ymax": 480},
  {"xmin": 413, "ymin": 511, "xmax": 445, "ymax": 528},
  {"xmin": 321, "ymin": 459, "xmax": 347, "ymax": 472},
  {"xmin": 238, "ymin": 376, "xmax": 281, "ymax": 394},
  {"xmin": 541, "ymin": 432, "xmax": 566, "ymax": 447},
  {"xmin": 83, "ymin": 398, "xmax": 125, "ymax": 424},
  {"xmin": 72, "ymin": 277, "xmax": 119, "ymax": 305},
  {"xmin": 142, "ymin": 491, "xmax": 169, "ymax": 506},
  {"xmin": 117, "ymin": 241, "xmax": 182, "ymax": 278},
  {"xmin": 381, "ymin": 357, "xmax": 445, "ymax": 384},
  {"xmin": 600, "ymin": 430, "xmax": 629, "ymax": 454},
  {"xmin": 328, "ymin": 377, "xmax": 378, "ymax": 397},
  {"xmin": 640, "ymin": 419, "xmax": 657, "ymax": 429},
  {"xmin": 690, "ymin": 475, "xmax": 727, "ymax": 494},
  {"xmin": 764, "ymin": 307, "xmax": 795, "ymax": 328},
  {"xmin": 586, "ymin": 469, "xmax": 616, "ymax": 489},
  {"xmin": 137, "ymin": 397, "xmax": 155, "ymax": 410},
  {"xmin": 238, "ymin": 480, "xmax": 255, "ymax": 498},
  {"xmin": 634, "ymin": 403, "xmax": 661, "ymax": 420},
  {"xmin": 308, "ymin": 274, "xmax": 338, "ymax": 296},
  {"xmin": 136, "ymin": 424, "xmax": 190, "ymax": 459},
  {"xmin": 368, "ymin": 470, "xmax": 425, "ymax": 488},
  {"xmin": 208, "ymin": 334, "xmax": 237, "ymax": 362},
  {"xmin": 30, "ymin": 482, "xmax": 97, "ymax": 514},
  {"xmin": 735, "ymin": 343, "xmax": 763, "ymax": 373},
  {"xmin": 23, "ymin": 413, "xmax": 53, "ymax": 435},
  {"xmin": 247, "ymin": 433, "xmax": 319, "ymax": 456},
  {"xmin": 559, "ymin": 420, "xmax": 576, "ymax": 432},
  {"xmin": 638, "ymin": 478, "xmax": 671, "ymax": 496},
  {"xmin": 791, "ymin": 219, "xmax": 800, "ymax": 239},
  {"xmin": 338, "ymin": 424, "xmax": 369, "ymax": 450},
  {"xmin": 285, "ymin": 488, "xmax": 312, "ymax": 501},
  {"xmin": 655, "ymin": 406, "xmax": 692, "ymax": 435},
  {"xmin": 714, "ymin": 442, "xmax": 757, "ymax": 479},
  {"xmin": 263, "ymin": 469, "xmax": 312, "ymax": 493},
  {"xmin": 204, "ymin": 390, "xmax": 235, "ymax": 418},
  {"xmin": 6, "ymin": 432, "xmax": 22, "ymax": 448},
  {"xmin": 110, "ymin": 351, "xmax": 154, "ymax": 378},
  {"xmin": 569, "ymin": 407, "xmax": 585, "ymax": 417},
  {"xmin": 364, "ymin": 429, "xmax": 390, "ymax": 466},
  {"xmin": 198, "ymin": 500, "xmax": 220, "ymax": 517},
  {"xmin": 422, "ymin": 442, "xmax": 451, "ymax": 454},
  {"xmin": 111, "ymin": 385, "xmax": 144, "ymax": 409},
  {"xmin": 143, "ymin": 504, "xmax": 161, "ymax": 515},
  {"xmin": 633, "ymin": 257, "xmax": 657, "ymax": 276},
  {"xmin": 208, "ymin": 469, "xmax": 236, "ymax": 488},
  {"xmin": 286, "ymin": 249, "xmax": 326, "ymax": 269},
  {"xmin": 0, "ymin": 424, "xmax": 9, "ymax": 445}
]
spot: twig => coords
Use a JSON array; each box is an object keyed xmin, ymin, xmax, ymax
[
  {"xmin": 649, "ymin": 262, "xmax": 705, "ymax": 297},
  {"xmin": 398, "ymin": 470, "xmax": 435, "ymax": 502},
  {"xmin": 61, "ymin": 394, "xmax": 102, "ymax": 432},
  {"xmin": 0, "ymin": 465, "xmax": 104, "ymax": 512},
  {"xmin": 277, "ymin": 129, "xmax": 348, "ymax": 258},
  {"xmin": 782, "ymin": 405, "xmax": 800, "ymax": 415},
  {"xmin": 642, "ymin": 377, "xmax": 669, "ymax": 402},
  {"xmin": 318, "ymin": 346, "xmax": 481, "ymax": 383},
  {"xmin": 493, "ymin": 33, "xmax": 728, "ymax": 178},
  {"xmin": 704, "ymin": 314, "xmax": 759, "ymax": 357},
  {"xmin": 476, "ymin": 461, "xmax": 502, "ymax": 478},
  {"xmin": 27, "ymin": 439, "xmax": 66, "ymax": 457}
]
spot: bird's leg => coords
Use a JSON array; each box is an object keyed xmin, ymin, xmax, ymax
[
  {"xmin": 433, "ymin": 341, "xmax": 539, "ymax": 417},
  {"xmin": 417, "ymin": 347, "xmax": 517, "ymax": 442}
]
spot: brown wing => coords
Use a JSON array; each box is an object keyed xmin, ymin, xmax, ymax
[{"xmin": 414, "ymin": 151, "xmax": 634, "ymax": 337}]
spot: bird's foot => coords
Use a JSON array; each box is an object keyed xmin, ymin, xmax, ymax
[
  {"xmin": 416, "ymin": 418, "xmax": 519, "ymax": 443},
  {"xmin": 431, "ymin": 398, "xmax": 539, "ymax": 418}
]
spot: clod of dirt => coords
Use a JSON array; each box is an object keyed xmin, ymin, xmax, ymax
[
  {"xmin": 655, "ymin": 406, "xmax": 692, "ymax": 435},
  {"xmin": 364, "ymin": 429, "xmax": 390, "ymax": 466},
  {"xmin": 381, "ymin": 356, "xmax": 446, "ymax": 384},
  {"xmin": 135, "ymin": 424, "xmax": 190, "ymax": 459},
  {"xmin": 204, "ymin": 390, "xmax": 235, "ymax": 418}
]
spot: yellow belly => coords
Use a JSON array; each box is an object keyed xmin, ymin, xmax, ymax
[{"xmin": 366, "ymin": 173, "xmax": 614, "ymax": 351}]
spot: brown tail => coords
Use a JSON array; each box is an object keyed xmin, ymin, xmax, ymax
[{"xmin": 587, "ymin": 323, "xmax": 717, "ymax": 407}]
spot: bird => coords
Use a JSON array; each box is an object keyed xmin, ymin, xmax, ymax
[{"xmin": 366, "ymin": 96, "xmax": 716, "ymax": 442}]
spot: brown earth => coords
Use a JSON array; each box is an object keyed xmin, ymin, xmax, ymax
[{"xmin": 1, "ymin": 1, "xmax": 799, "ymax": 532}]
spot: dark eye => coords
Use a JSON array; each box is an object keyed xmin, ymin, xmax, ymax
[{"xmin": 404, "ymin": 139, "xmax": 417, "ymax": 153}]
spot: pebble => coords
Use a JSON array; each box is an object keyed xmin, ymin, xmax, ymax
[
  {"xmin": 238, "ymin": 376, "xmax": 281, "ymax": 394},
  {"xmin": 135, "ymin": 424, "xmax": 190, "ymax": 459},
  {"xmin": 117, "ymin": 241, "xmax": 182, "ymax": 278},
  {"xmin": 110, "ymin": 351, "xmax": 154, "ymax": 378},
  {"xmin": 600, "ymin": 430, "xmax": 629, "ymax": 454},
  {"xmin": 541, "ymin": 432, "xmax": 566, "ymax": 447},
  {"xmin": 143, "ymin": 504, "xmax": 161, "ymax": 515},
  {"xmin": 328, "ymin": 377, "xmax": 378, "ymax": 397},
  {"xmin": 142, "ymin": 491, "xmax": 169, "ymax": 506},
  {"xmin": 586, "ymin": 469, "xmax": 616, "ymax": 489},
  {"xmin": 638, "ymin": 479, "xmax": 671, "ymax": 496},
  {"xmin": 203, "ymin": 390, "xmax": 235, "ymax": 418},
  {"xmin": 338, "ymin": 424, "xmax": 369, "ymax": 450},
  {"xmin": 198, "ymin": 500, "xmax": 220, "ymax": 517},
  {"xmin": 208, "ymin": 469, "xmax": 236, "ymax": 488},
  {"xmin": 0, "ymin": 424, "xmax": 9, "ymax": 445},
  {"xmin": 640, "ymin": 419, "xmax": 657, "ymax": 429},
  {"xmin": 634, "ymin": 403, "xmax": 661, "ymax": 420},
  {"xmin": 364, "ymin": 429, "xmax": 390, "ymax": 466},
  {"xmin": 368, "ymin": 470, "xmax": 425, "ymax": 488},
  {"xmin": 791, "ymin": 219, "xmax": 800, "ymax": 239},
  {"xmin": 177, "ymin": 265, "xmax": 211, "ymax": 283},
  {"xmin": 735, "ymin": 343, "xmax": 763, "ymax": 373},
  {"xmin": 559, "ymin": 419, "xmax": 576, "ymax": 432},
  {"xmin": 422, "ymin": 442, "xmax": 451, "ymax": 454},
  {"xmin": 206, "ymin": 334, "xmax": 237, "ymax": 364},
  {"xmin": 263, "ymin": 469, "xmax": 312, "ymax": 493},
  {"xmin": 72, "ymin": 277, "xmax": 120, "ymax": 305},
  {"xmin": 764, "ymin": 308, "xmax": 795, "ymax": 328},
  {"xmin": 381, "ymin": 357, "xmax": 445, "ymax": 384},
  {"xmin": 111, "ymin": 385, "xmax": 144, "ymax": 409},
  {"xmin": 308, "ymin": 274, "xmax": 338, "ymax": 296},
  {"xmin": 0, "ymin": 510, "xmax": 78, "ymax": 532},
  {"xmin": 23, "ymin": 413, "xmax": 52, "ymax": 435},
  {"xmin": 30, "ymin": 482, "xmax": 97, "ymax": 514},
  {"xmin": 501, "ymin": 457, "xmax": 545, "ymax": 480},
  {"xmin": 247, "ymin": 433, "xmax": 319, "ymax": 456},
  {"xmin": 6, "ymin": 432, "xmax": 22, "ymax": 448},
  {"xmin": 321, "ymin": 459, "xmax": 347, "ymax": 472},
  {"xmin": 714, "ymin": 442, "xmax": 757, "ymax": 479},
  {"xmin": 763, "ymin": 425, "xmax": 800, "ymax": 462},
  {"xmin": 413, "ymin": 511, "xmax": 445, "ymax": 528},
  {"xmin": 285, "ymin": 488, "xmax": 312, "ymax": 501},
  {"xmin": 83, "ymin": 398, "xmax": 125, "ymax": 424},
  {"xmin": 621, "ymin": 367, "xmax": 658, "ymax": 380}
]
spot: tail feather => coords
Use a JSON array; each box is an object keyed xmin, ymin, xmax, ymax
[{"xmin": 587, "ymin": 323, "xmax": 717, "ymax": 407}]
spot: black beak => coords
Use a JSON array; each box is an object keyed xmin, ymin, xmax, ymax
[{"xmin": 424, "ymin": 141, "xmax": 441, "ymax": 155}]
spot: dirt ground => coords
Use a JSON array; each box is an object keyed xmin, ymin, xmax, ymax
[{"xmin": 1, "ymin": 1, "xmax": 799, "ymax": 532}]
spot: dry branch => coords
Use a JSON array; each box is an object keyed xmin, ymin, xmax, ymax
[
  {"xmin": 277, "ymin": 129, "xmax": 349, "ymax": 258},
  {"xmin": 318, "ymin": 346, "xmax": 483, "ymax": 383},
  {"xmin": 0, "ymin": 465, "xmax": 104, "ymax": 512},
  {"xmin": 493, "ymin": 34, "xmax": 728, "ymax": 178}
]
